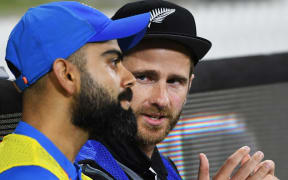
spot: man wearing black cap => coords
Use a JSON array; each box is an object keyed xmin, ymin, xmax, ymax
[{"xmin": 77, "ymin": 1, "xmax": 277, "ymax": 180}]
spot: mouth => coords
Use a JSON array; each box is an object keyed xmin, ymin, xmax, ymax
[{"xmin": 142, "ymin": 113, "xmax": 167, "ymax": 126}]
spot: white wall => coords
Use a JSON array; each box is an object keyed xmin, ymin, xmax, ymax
[
  {"xmin": 188, "ymin": 0, "xmax": 288, "ymax": 59},
  {"xmin": 0, "ymin": 16, "xmax": 19, "ymax": 79}
]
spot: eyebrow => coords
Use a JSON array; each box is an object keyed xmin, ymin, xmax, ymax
[
  {"xmin": 131, "ymin": 70, "xmax": 188, "ymax": 83},
  {"xmin": 101, "ymin": 49, "xmax": 123, "ymax": 60},
  {"xmin": 131, "ymin": 70, "xmax": 159, "ymax": 78}
]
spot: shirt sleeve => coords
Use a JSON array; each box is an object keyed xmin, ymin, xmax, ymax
[{"xmin": 0, "ymin": 166, "xmax": 58, "ymax": 180}]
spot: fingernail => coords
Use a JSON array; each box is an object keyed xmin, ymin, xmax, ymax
[
  {"xmin": 256, "ymin": 151, "xmax": 264, "ymax": 158},
  {"xmin": 199, "ymin": 153, "xmax": 206, "ymax": 157},
  {"xmin": 241, "ymin": 146, "xmax": 250, "ymax": 151},
  {"xmin": 264, "ymin": 162, "xmax": 271, "ymax": 169}
]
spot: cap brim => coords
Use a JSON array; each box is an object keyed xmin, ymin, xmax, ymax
[
  {"xmin": 89, "ymin": 12, "xmax": 150, "ymax": 52},
  {"xmin": 145, "ymin": 34, "xmax": 212, "ymax": 64}
]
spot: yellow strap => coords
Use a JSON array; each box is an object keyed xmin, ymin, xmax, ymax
[
  {"xmin": 0, "ymin": 134, "xmax": 91, "ymax": 180},
  {"xmin": 82, "ymin": 174, "xmax": 92, "ymax": 180}
]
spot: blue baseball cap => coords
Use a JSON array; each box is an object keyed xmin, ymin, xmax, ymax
[{"xmin": 5, "ymin": 1, "xmax": 150, "ymax": 91}]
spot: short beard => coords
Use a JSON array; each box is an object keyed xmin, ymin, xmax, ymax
[
  {"xmin": 135, "ymin": 108, "xmax": 181, "ymax": 146},
  {"xmin": 71, "ymin": 70, "xmax": 137, "ymax": 140}
]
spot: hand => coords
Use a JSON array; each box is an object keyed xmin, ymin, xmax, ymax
[{"xmin": 197, "ymin": 146, "xmax": 279, "ymax": 180}]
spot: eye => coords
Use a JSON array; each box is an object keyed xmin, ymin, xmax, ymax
[
  {"xmin": 134, "ymin": 74, "xmax": 152, "ymax": 84},
  {"xmin": 167, "ymin": 78, "xmax": 185, "ymax": 86},
  {"xmin": 109, "ymin": 56, "xmax": 122, "ymax": 69},
  {"xmin": 168, "ymin": 79, "xmax": 179, "ymax": 84},
  {"xmin": 111, "ymin": 57, "xmax": 121, "ymax": 66},
  {"xmin": 136, "ymin": 74, "xmax": 147, "ymax": 81}
]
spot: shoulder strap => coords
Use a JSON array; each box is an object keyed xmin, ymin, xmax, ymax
[
  {"xmin": 116, "ymin": 160, "xmax": 144, "ymax": 180},
  {"xmin": 0, "ymin": 134, "xmax": 68, "ymax": 179},
  {"xmin": 160, "ymin": 155, "xmax": 182, "ymax": 180},
  {"xmin": 78, "ymin": 140, "xmax": 130, "ymax": 180}
]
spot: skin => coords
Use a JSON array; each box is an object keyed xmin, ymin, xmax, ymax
[
  {"xmin": 123, "ymin": 40, "xmax": 193, "ymax": 157},
  {"xmin": 199, "ymin": 147, "xmax": 277, "ymax": 180},
  {"xmin": 122, "ymin": 39, "xmax": 278, "ymax": 180},
  {"xmin": 22, "ymin": 40, "xmax": 135, "ymax": 162}
]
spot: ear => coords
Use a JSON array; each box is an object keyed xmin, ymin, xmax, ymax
[
  {"xmin": 51, "ymin": 58, "xmax": 79, "ymax": 96},
  {"xmin": 183, "ymin": 74, "xmax": 195, "ymax": 106},
  {"xmin": 188, "ymin": 74, "xmax": 195, "ymax": 91}
]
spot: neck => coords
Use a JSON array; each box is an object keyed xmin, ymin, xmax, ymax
[
  {"xmin": 22, "ymin": 97, "xmax": 88, "ymax": 163},
  {"xmin": 138, "ymin": 143, "xmax": 156, "ymax": 158}
]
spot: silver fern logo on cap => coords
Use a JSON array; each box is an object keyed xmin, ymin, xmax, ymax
[{"xmin": 149, "ymin": 8, "xmax": 176, "ymax": 28}]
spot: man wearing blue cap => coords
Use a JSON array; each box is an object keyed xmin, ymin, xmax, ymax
[
  {"xmin": 77, "ymin": 1, "xmax": 278, "ymax": 180},
  {"xmin": 0, "ymin": 1, "xmax": 150, "ymax": 179}
]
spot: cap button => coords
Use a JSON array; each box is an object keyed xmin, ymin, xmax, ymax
[{"xmin": 22, "ymin": 76, "xmax": 28, "ymax": 84}]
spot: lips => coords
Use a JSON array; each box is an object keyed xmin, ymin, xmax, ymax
[{"xmin": 142, "ymin": 113, "xmax": 167, "ymax": 126}]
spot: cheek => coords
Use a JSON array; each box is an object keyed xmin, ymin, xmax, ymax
[
  {"xmin": 169, "ymin": 91, "xmax": 186, "ymax": 111},
  {"xmin": 90, "ymin": 68, "xmax": 120, "ymax": 99},
  {"xmin": 130, "ymin": 85, "xmax": 149, "ymax": 110},
  {"xmin": 107, "ymin": 66, "xmax": 120, "ymax": 82},
  {"xmin": 105, "ymin": 67, "xmax": 121, "ymax": 93}
]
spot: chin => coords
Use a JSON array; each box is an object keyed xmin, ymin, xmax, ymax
[{"xmin": 137, "ymin": 127, "xmax": 168, "ymax": 145}]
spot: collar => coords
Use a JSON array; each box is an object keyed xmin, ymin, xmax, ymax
[
  {"xmin": 14, "ymin": 121, "xmax": 82, "ymax": 180},
  {"xmin": 98, "ymin": 136, "xmax": 168, "ymax": 179},
  {"xmin": 151, "ymin": 147, "xmax": 168, "ymax": 179}
]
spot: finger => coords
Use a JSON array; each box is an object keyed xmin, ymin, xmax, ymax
[
  {"xmin": 232, "ymin": 151, "xmax": 264, "ymax": 180},
  {"xmin": 198, "ymin": 153, "xmax": 210, "ymax": 180},
  {"xmin": 262, "ymin": 174, "xmax": 279, "ymax": 180},
  {"xmin": 247, "ymin": 160, "xmax": 274, "ymax": 180},
  {"xmin": 253, "ymin": 161, "xmax": 262, "ymax": 174},
  {"xmin": 241, "ymin": 154, "xmax": 251, "ymax": 166},
  {"xmin": 254, "ymin": 160, "xmax": 275, "ymax": 176},
  {"xmin": 214, "ymin": 146, "xmax": 250, "ymax": 179}
]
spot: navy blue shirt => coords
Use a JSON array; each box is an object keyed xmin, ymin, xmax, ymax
[{"xmin": 0, "ymin": 121, "xmax": 83, "ymax": 180}]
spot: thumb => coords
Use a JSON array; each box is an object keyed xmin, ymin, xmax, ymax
[{"xmin": 198, "ymin": 153, "xmax": 210, "ymax": 180}]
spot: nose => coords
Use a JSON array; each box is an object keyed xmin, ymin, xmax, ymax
[
  {"xmin": 119, "ymin": 63, "xmax": 136, "ymax": 89},
  {"xmin": 150, "ymin": 82, "xmax": 170, "ymax": 108}
]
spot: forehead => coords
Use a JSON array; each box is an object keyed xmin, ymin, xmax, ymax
[
  {"xmin": 84, "ymin": 40, "xmax": 120, "ymax": 59},
  {"xmin": 123, "ymin": 40, "xmax": 191, "ymax": 77}
]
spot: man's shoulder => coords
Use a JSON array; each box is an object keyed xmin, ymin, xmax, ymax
[
  {"xmin": 0, "ymin": 166, "xmax": 58, "ymax": 179},
  {"xmin": 159, "ymin": 154, "xmax": 181, "ymax": 177}
]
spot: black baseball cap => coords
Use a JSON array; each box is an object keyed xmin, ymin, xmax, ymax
[{"xmin": 112, "ymin": 0, "xmax": 212, "ymax": 65}]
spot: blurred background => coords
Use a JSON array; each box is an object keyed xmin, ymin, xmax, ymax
[
  {"xmin": 0, "ymin": 0, "xmax": 287, "ymax": 179},
  {"xmin": 1, "ymin": 0, "xmax": 288, "ymax": 74}
]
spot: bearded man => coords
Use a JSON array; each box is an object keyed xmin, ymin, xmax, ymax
[
  {"xmin": 0, "ymin": 1, "xmax": 150, "ymax": 179},
  {"xmin": 77, "ymin": 1, "xmax": 277, "ymax": 180}
]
